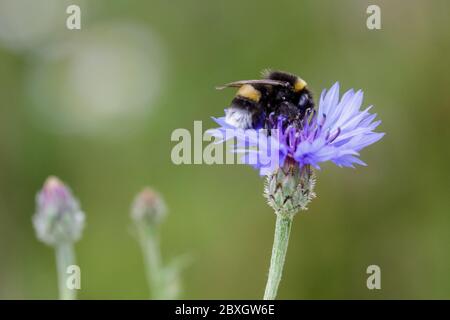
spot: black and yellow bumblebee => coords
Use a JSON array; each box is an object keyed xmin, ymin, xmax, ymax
[{"xmin": 217, "ymin": 70, "xmax": 314, "ymax": 129}]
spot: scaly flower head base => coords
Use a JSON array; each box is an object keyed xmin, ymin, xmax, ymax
[{"xmin": 264, "ymin": 160, "xmax": 316, "ymax": 219}]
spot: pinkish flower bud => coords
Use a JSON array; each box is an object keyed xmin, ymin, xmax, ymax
[
  {"xmin": 33, "ymin": 176, "xmax": 85, "ymax": 246},
  {"xmin": 131, "ymin": 187, "xmax": 167, "ymax": 225}
]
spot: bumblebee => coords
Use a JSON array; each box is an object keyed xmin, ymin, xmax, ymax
[{"xmin": 217, "ymin": 70, "xmax": 314, "ymax": 129}]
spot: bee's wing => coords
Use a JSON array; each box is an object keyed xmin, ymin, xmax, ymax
[{"xmin": 216, "ymin": 79, "xmax": 290, "ymax": 90}]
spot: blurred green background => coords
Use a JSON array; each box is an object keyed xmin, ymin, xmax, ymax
[{"xmin": 1, "ymin": 0, "xmax": 450, "ymax": 299}]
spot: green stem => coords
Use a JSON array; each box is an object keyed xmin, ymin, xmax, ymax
[
  {"xmin": 138, "ymin": 225, "xmax": 165, "ymax": 299},
  {"xmin": 55, "ymin": 242, "xmax": 76, "ymax": 300},
  {"xmin": 263, "ymin": 215, "xmax": 293, "ymax": 300}
]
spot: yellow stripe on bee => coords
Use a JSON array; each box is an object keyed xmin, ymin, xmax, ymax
[
  {"xmin": 237, "ymin": 84, "xmax": 261, "ymax": 102},
  {"xmin": 294, "ymin": 78, "xmax": 307, "ymax": 92}
]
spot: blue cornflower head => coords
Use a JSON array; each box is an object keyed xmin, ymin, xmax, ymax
[{"xmin": 209, "ymin": 82, "xmax": 384, "ymax": 176}]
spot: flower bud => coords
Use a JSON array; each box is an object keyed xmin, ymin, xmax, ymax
[
  {"xmin": 264, "ymin": 161, "xmax": 316, "ymax": 218},
  {"xmin": 33, "ymin": 176, "xmax": 85, "ymax": 246},
  {"xmin": 131, "ymin": 187, "xmax": 167, "ymax": 225}
]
